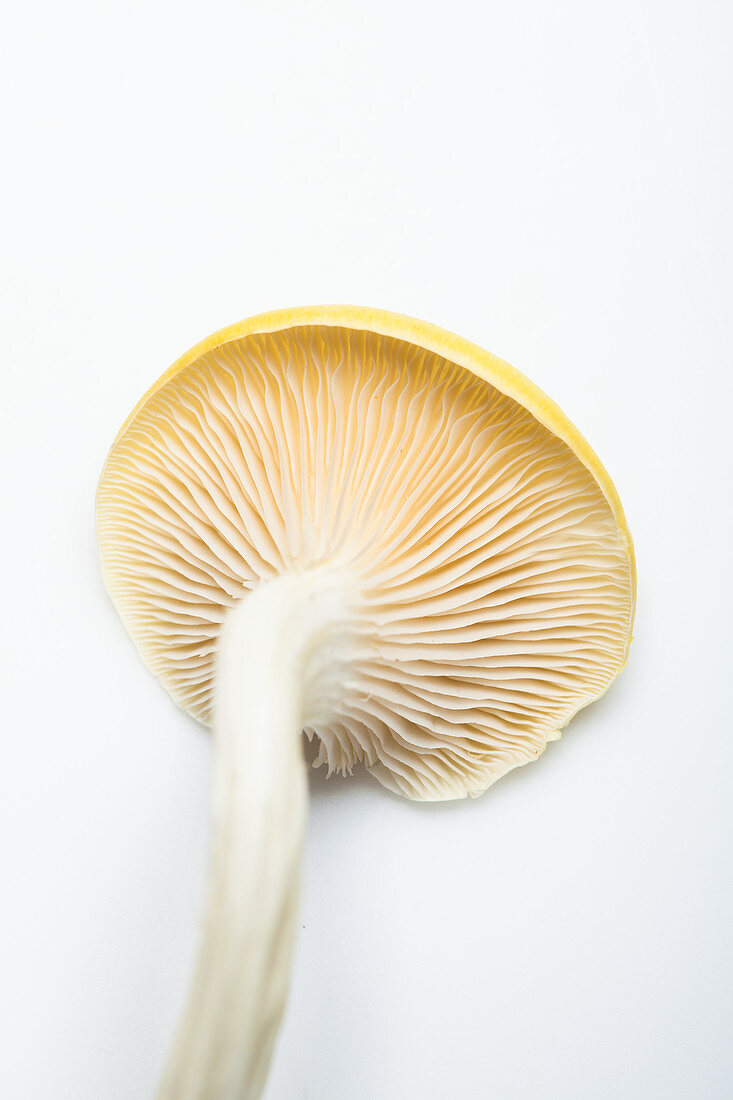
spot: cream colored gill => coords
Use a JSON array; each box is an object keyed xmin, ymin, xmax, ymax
[{"xmin": 97, "ymin": 314, "xmax": 634, "ymax": 802}]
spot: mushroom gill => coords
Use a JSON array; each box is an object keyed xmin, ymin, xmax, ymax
[{"xmin": 98, "ymin": 322, "xmax": 633, "ymax": 802}]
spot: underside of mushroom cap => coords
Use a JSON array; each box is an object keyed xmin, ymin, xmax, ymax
[{"xmin": 97, "ymin": 309, "xmax": 634, "ymax": 801}]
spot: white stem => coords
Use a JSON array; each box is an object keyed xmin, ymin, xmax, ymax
[{"xmin": 157, "ymin": 570, "xmax": 352, "ymax": 1100}]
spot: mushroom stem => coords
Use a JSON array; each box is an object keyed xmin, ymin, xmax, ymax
[{"xmin": 157, "ymin": 570, "xmax": 352, "ymax": 1100}]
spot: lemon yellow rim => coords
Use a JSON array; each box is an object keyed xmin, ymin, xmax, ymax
[{"xmin": 101, "ymin": 304, "xmax": 636, "ymax": 615}]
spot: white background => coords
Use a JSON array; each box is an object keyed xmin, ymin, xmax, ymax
[{"xmin": 2, "ymin": 1, "xmax": 731, "ymax": 1097}]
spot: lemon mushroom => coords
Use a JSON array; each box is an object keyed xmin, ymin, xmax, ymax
[{"xmin": 97, "ymin": 305, "xmax": 635, "ymax": 1099}]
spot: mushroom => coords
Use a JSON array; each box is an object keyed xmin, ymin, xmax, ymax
[{"xmin": 97, "ymin": 305, "xmax": 635, "ymax": 1099}]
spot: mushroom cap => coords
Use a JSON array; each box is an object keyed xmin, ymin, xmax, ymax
[{"xmin": 97, "ymin": 306, "xmax": 635, "ymax": 800}]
